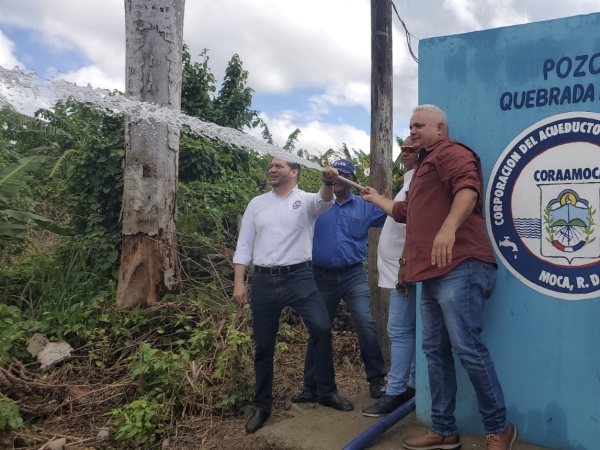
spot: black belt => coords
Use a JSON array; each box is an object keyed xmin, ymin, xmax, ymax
[
  {"xmin": 254, "ymin": 261, "xmax": 312, "ymax": 275},
  {"xmin": 312, "ymin": 262, "xmax": 363, "ymax": 274}
]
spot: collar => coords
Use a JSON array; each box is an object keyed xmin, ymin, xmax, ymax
[
  {"xmin": 270, "ymin": 184, "xmax": 298, "ymax": 198},
  {"xmin": 417, "ymin": 138, "xmax": 449, "ymax": 162},
  {"xmin": 336, "ymin": 190, "xmax": 357, "ymax": 205}
]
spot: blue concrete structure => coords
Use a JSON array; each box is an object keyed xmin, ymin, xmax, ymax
[{"xmin": 416, "ymin": 13, "xmax": 600, "ymax": 449}]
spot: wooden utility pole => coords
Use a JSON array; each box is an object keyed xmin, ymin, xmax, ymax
[
  {"xmin": 368, "ymin": 0, "xmax": 393, "ymax": 364},
  {"xmin": 117, "ymin": 0, "xmax": 185, "ymax": 308}
]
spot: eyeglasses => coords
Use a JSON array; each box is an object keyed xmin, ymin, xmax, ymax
[
  {"xmin": 401, "ymin": 145, "xmax": 416, "ymax": 154},
  {"xmin": 338, "ymin": 172, "xmax": 354, "ymax": 179}
]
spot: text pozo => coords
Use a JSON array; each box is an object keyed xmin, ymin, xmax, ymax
[{"xmin": 500, "ymin": 53, "xmax": 600, "ymax": 111}]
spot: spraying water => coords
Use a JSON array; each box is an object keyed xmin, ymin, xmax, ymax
[{"xmin": 0, "ymin": 66, "xmax": 364, "ymax": 189}]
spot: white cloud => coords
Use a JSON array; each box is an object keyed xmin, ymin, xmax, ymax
[
  {"xmin": 55, "ymin": 65, "xmax": 124, "ymax": 92},
  {"xmin": 443, "ymin": 0, "xmax": 481, "ymax": 29},
  {"xmin": 185, "ymin": 0, "xmax": 372, "ymax": 93},
  {"xmin": 307, "ymin": 82, "xmax": 371, "ymax": 118},
  {"xmin": 0, "ymin": 0, "xmax": 598, "ymax": 152},
  {"xmin": 0, "ymin": 30, "xmax": 22, "ymax": 69},
  {"xmin": 249, "ymin": 111, "xmax": 371, "ymax": 157},
  {"xmin": 0, "ymin": 0, "xmax": 125, "ymax": 81},
  {"xmin": 443, "ymin": 0, "xmax": 529, "ymax": 29}
]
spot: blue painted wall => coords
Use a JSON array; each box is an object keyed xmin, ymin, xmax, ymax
[{"xmin": 416, "ymin": 13, "xmax": 600, "ymax": 449}]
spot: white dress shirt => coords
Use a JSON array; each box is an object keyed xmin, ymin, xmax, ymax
[
  {"xmin": 377, "ymin": 169, "xmax": 414, "ymax": 288},
  {"xmin": 233, "ymin": 186, "xmax": 334, "ymax": 267}
]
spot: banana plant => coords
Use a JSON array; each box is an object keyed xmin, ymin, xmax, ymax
[{"xmin": 0, "ymin": 153, "xmax": 69, "ymax": 238}]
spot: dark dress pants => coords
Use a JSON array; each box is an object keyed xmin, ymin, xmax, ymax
[{"xmin": 250, "ymin": 267, "xmax": 337, "ymax": 413}]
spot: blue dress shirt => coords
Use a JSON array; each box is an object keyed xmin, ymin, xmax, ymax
[{"xmin": 312, "ymin": 191, "xmax": 387, "ymax": 268}]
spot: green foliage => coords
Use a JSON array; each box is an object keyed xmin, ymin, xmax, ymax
[
  {"xmin": 108, "ymin": 396, "xmax": 166, "ymax": 446},
  {"xmin": 181, "ymin": 46, "xmax": 259, "ymax": 130},
  {"xmin": 0, "ymin": 156, "xmax": 45, "ymax": 204},
  {"xmin": 181, "ymin": 46, "xmax": 217, "ymax": 121},
  {"xmin": 213, "ymin": 53, "xmax": 258, "ymax": 130},
  {"xmin": 0, "ymin": 397, "xmax": 23, "ymax": 431},
  {"xmin": 0, "ymin": 304, "xmax": 38, "ymax": 363},
  {"xmin": 179, "ymin": 134, "xmax": 253, "ymax": 184},
  {"xmin": 0, "ymin": 248, "xmax": 114, "ymax": 353},
  {"xmin": 0, "ymin": 155, "xmax": 65, "ymax": 239}
]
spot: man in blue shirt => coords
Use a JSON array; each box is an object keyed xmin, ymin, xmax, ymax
[{"xmin": 293, "ymin": 159, "xmax": 388, "ymax": 403}]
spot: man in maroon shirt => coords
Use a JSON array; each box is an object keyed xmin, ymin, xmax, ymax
[{"xmin": 361, "ymin": 104, "xmax": 517, "ymax": 450}]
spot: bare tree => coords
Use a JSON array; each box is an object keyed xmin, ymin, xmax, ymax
[
  {"xmin": 117, "ymin": 0, "xmax": 185, "ymax": 308},
  {"xmin": 368, "ymin": 0, "xmax": 393, "ymax": 363}
]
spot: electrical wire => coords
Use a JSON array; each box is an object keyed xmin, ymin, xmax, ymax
[{"xmin": 391, "ymin": 1, "xmax": 419, "ymax": 63}]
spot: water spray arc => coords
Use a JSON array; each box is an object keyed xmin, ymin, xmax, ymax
[{"xmin": 0, "ymin": 66, "xmax": 364, "ymax": 190}]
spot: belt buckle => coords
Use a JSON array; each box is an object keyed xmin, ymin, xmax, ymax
[{"xmin": 270, "ymin": 267, "xmax": 281, "ymax": 275}]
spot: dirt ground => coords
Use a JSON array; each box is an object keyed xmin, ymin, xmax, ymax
[
  {"xmin": 2, "ymin": 326, "xmax": 551, "ymax": 450},
  {"xmin": 208, "ymin": 391, "xmax": 550, "ymax": 450}
]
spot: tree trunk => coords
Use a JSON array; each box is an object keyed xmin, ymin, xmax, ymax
[
  {"xmin": 117, "ymin": 0, "xmax": 185, "ymax": 308},
  {"xmin": 369, "ymin": 0, "xmax": 393, "ymax": 364}
]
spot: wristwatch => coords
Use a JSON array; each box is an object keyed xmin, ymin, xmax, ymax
[
  {"xmin": 323, "ymin": 180, "xmax": 335, "ymax": 186},
  {"xmin": 399, "ymin": 257, "xmax": 407, "ymax": 267}
]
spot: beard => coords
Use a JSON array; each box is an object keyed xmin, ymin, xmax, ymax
[{"xmin": 270, "ymin": 173, "xmax": 290, "ymax": 187}]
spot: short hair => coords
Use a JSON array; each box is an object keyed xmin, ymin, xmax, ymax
[
  {"xmin": 413, "ymin": 104, "xmax": 449, "ymax": 134},
  {"xmin": 286, "ymin": 161, "xmax": 301, "ymax": 180}
]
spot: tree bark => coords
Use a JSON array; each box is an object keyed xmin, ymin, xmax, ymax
[
  {"xmin": 369, "ymin": 0, "xmax": 393, "ymax": 364},
  {"xmin": 117, "ymin": 0, "xmax": 185, "ymax": 308}
]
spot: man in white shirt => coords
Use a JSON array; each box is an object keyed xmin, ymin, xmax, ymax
[
  {"xmin": 363, "ymin": 137, "xmax": 419, "ymax": 417},
  {"xmin": 233, "ymin": 157, "xmax": 354, "ymax": 434}
]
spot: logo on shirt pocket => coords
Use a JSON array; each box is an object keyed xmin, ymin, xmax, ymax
[{"xmin": 292, "ymin": 200, "xmax": 302, "ymax": 210}]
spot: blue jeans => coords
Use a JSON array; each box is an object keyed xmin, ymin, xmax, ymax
[
  {"xmin": 420, "ymin": 258, "xmax": 507, "ymax": 436},
  {"xmin": 251, "ymin": 267, "xmax": 337, "ymax": 413},
  {"xmin": 386, "ymin": 285, "xmax": 416, "ymax": 395},
  {"xmin": 303, "ymin": 265, "xmax": 385, "ymax": 393}
]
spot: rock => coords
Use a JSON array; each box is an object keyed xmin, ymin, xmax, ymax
[
  {"xmin": 27, "ymin": 333, "xmax": 49, "ymax": 357},
  {"xmin": 37, "ymin": 341, "xmax": 74, "ymax": 372},
  {"xmin": 240, "ymin": 405, "xmax": 254, "ymax": 416},
  {"xmin": 290, "ymin": 403, "xmax": 305, "ymax": 414},
  {"xmin": 161, "ymin": 438, "xmax": 170, "ymax": 449},
  {"xmin": 96, "ymin": 427, "xmax": 111, "ymax": 440},
  {"xmin": 46, "ymin": 438, "xmax": 67, "ymax": 450}
]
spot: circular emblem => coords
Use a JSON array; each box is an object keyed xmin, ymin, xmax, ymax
[
  {"xmin": 486, "ymin": 111, "xmax": 600, "ymax": 300},
  {"xmin": 292, "ymin": 200, "xmax": 302, "ymax": 210}
]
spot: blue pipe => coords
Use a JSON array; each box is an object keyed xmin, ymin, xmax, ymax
[{"xmin": 342, "ymin": 397, "xmax": 416, "ymax": 450}]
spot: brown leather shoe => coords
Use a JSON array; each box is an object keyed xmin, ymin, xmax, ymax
[
  {"xmin": 403, "ymin": 429, "xmax": 461, "ymax": 450},
  {"xmin": 486, "ymin": 423, "xmax": 518, "ymax": 450}
]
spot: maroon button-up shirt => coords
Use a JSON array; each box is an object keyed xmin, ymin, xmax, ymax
[{"xmin": 391, "ymin": 138, "xmax": 496, "ymax": 282}]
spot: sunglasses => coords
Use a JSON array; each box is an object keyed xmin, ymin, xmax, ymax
[
  {"xmin": 401, "ymin": 145, "xmax": 416, "ymax": 154},
  {"xmin": 338, "ymin": 172, "xmax": 354, "ymax": 179}
]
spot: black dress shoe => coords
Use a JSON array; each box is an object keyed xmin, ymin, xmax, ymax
[
  {"xmin": 245, "ymin": 409, "xmax": 270, "ymax": 433},
  {"xmin": 292, "ymin": 389, "xmax": 318, "ymax": 403},
  {"xmin": 318, "ymin": 392, "xmax": 354, "ymax": 411}
]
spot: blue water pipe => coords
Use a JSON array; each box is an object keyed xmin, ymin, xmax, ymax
[{"xmin": 342, "ymin": 397, "xmax": 416, "ymax": 450}]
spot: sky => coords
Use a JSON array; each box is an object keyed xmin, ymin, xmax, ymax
[{"xmin": 0, "ymin": 0, "xmax": 598, "ymax": 159}]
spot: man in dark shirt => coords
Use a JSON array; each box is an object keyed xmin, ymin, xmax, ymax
[{"xmin": 361, "ymin": 105, "xmax": 517, "ymax": 450}]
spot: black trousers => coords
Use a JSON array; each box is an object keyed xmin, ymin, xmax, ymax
[{"xmin": 250, "ymin": 267, "xmax": 337, "ymax": 412}]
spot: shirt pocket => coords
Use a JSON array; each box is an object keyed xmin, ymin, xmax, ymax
[
  {"xmin": 415, "ymin": 161, "xmax": 436, "ymax": 179},
  {"xmin": 349, "ymin": 216, "xmax": 364, "ymax": 239}
]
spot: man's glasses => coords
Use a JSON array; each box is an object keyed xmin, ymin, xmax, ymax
[
  {"xmin": 338, "ymin": 172, "xmax": 354, "ymax": 179},
  {"xmin": 401, "ymin": 145, "xmax": 416, "ymax": 154}
]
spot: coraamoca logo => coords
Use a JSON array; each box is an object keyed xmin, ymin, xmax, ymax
[{"xmin": 486, "ymin": 111, "xmax": 600, "ymax": 300}]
